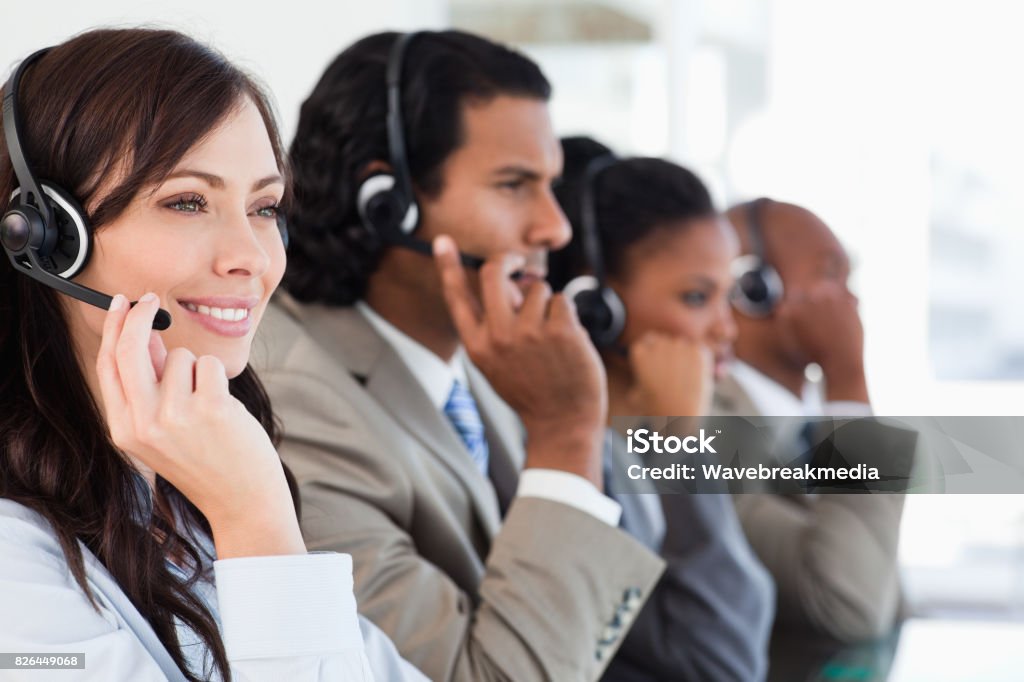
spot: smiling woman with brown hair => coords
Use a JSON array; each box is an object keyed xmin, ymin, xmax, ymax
[{"xmin": 0, "ymin": 27, "xmax": 423, "ymax": 682}]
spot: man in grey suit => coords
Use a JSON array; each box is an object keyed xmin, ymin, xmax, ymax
[
  {"xmin": 715, "ymin": 198, "xmax": 908, "ymax": 643},
  {"xmin": 254, "ymin": 30, "xmax": 769, "ymax": 681}
]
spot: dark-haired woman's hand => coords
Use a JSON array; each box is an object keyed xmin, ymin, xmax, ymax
[
  {"xmin": 627, "ymin": 332, "xmax": 713, "ymax": 418},
  {"xmin": 95, "ymin": 293, "xmax": 305, "ymax": 560}
]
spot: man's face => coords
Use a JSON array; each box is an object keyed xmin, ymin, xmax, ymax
[
  {"xmin": 413, "ymin": 95, "xmax": 569, "ymax": 295},
  {"xmin": 767, "ymin": 206, "xmax": 851, "ymax": 295}
]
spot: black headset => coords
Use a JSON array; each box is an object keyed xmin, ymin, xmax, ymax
[
  {"xmin": 562, "ymin": 153, "xmax": 626, "ymax": 349},
  {"xmin": 355, "ymin": 31, "xmax": 484, "ymax": 269},
  {"xmin": 1, "ymin": 49, "xmax": 290, "ymax": 331},
  {"xmin": 730, "ymin": 197, "xmax": 784, "ymax": 318}
]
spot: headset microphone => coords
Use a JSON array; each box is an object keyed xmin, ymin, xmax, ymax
[
  {"xmin": 1, "ymin": 48, "xmax": 172, "ymax": 329},
  {"xmin": 355, "ymin": 32, "xmax": 486, "ymax": 271}
]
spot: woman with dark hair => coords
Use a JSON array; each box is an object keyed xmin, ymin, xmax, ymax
[
  {"xmin": 0, "ymin": 28, "xmax": 424, "ymax": 682},
  {"xmin": 548, "ymin": 137, "xmax": 775, "ymax": 681}
]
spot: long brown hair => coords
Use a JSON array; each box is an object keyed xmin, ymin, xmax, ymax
[{"xmin": 0, "ymin": 28, "xmax": 294, "ymax": 682}]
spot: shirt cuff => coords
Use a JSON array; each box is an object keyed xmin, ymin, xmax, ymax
[
  {"xmin": 517, "ymin": 469, "xmax": 622, "ymax": 527},
  {"xmin": 822, "ymin": 401, "xmax": 874, "ymax": 417},
  {"xmin": 214, "ymin": 552, "xmax": 365, "ymax": 660}
]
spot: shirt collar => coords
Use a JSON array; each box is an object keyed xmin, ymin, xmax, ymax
[
  {"xmin": 727, "ymin": 359, "xmax": 822, "ymax": 416},
  {"xmin": 356, "ymin": 300, "xmax": 467, "ymax": 410}
]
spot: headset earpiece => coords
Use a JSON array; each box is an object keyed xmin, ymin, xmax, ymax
[
  {"xmin": 730, "ymin": 254, "xmax": 783, "ymax": 318},
  {"xmin": 729, "ymin": 197, "xmax": 784, "ymax": 318},
  {"xmin": 563, "ymin": 274, "xmax": 625, "ymax": 348},
  {"xmin": 3, "ymin": 182, "xmax": 91, "ymax": 278},
  {"xmin": 356, "ymin": 173, "xmax": 419, "ymax": 238}
]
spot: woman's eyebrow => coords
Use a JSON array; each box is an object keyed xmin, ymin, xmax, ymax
[{"xmin": 164, "ymin": 169, "xmax": 283, "ymax": 192}]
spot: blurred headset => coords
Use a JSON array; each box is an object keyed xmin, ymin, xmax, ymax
[
  {"xmin": 2, "ymin": 49, "xmax": 290, "ymax": 330},
  {"xmin": 562, "ymin": 153, "xmax": 626, "ymax": 349},
  {"xmin": 356, "ymin": 31, "xmax": 484, "ymax": 269},
  {"xmin": 730, "ymin": 197, "xmax": 784, "ymax": 318}
]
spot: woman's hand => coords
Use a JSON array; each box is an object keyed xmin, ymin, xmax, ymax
[
  {"xmin": 627, "ymin": 332, "xmax": 713, "ymax": 418},
  {"xmin": 95, "ymin": 293, "xmax": 305, "ymax": 559}
]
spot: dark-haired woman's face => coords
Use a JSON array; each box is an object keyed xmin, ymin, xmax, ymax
[
  {"xmin": 68, "ymin": 98, "xmax": 286, "ymax": 379},
  {"xmin": 612, "ymin": 217, "xmax": 739, "ymax": 380}
]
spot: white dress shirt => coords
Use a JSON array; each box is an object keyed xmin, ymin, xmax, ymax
[
  {"xmin": 356, "ymin": 301, "xmax": 621, "ymax": 527},
  {"xmin": 0, "ymin": 497, "xmax": 428, "ymax": 681}
]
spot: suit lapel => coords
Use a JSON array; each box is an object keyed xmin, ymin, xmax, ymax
[{"xmin": 292, "ymin": 298, "xmax": 504, "ymax": 540}]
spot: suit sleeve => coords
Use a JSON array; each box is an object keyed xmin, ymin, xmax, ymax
[
  {"xmin": 734, "ymin": 493, "xmax": 904, "ymax": 642},
  {"xmin": 267, "ymin": 373, "xmax": 666, "ymax": 682},
  {"xmin": 733, "ymin": 419, "xmax": 913, "ymax": 642}
]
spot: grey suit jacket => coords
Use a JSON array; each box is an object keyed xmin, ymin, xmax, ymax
[
  {"xmin": 601, "ymin": 432, "xmax": 775, "ymax": 681},
  {"xmin": 712, "ymin": 373, "xmax": 907, "ymax": 642},
  {"xmin": 252, "ymin": 294, "xmax": 666, "ymax": 682}
]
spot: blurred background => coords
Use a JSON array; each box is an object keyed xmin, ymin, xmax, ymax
[{"xmin": 5, "ymin": 0, "xmax": 1024, "ymax": 653}]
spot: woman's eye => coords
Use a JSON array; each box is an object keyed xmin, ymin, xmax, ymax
[
  {"xmin": 254, "ymin": 204, "xmax": 279, "ymax": 219},
  {"xmin": 166, "ymin": 193, "xmax": 207, "ymax": 213},
  {"xmin": 498, "ymin": 180, "xmax": 526, "ymax": 192},
  {"xmin": 680, "ymin": 291, "xmax": 709, "ymax": 307}
]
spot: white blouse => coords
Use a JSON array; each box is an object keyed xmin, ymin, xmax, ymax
[{"xmin": 0, "ymin": 498, "xmax": 427, "ymax": 681}]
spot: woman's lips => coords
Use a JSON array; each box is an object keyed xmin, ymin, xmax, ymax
[{"xmin": 176, "ymin": 296, "xmax": 259, "ymax": 338}]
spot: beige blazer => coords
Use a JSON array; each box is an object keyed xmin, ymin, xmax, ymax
[
  {"xmin": 713, "ymin": 373, "xmax": 907, "ymax": 642},
  {"xmin": 251, "ymin": 294, "xmax": 665, "ymax": 682}
]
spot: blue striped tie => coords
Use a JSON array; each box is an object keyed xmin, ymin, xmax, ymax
[{"xmin": 443, "ymin": 380, "xmax": 490, "ymax": 476}]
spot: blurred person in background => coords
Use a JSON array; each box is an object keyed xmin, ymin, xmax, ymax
[
  {"xmin": 549, "ymin": 135, "xmax": 775, "ymax": 681},
  {"xmin": 715, "ymin": 198, "xmax": 907, "ymax": 642}
]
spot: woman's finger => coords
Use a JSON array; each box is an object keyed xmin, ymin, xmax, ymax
[
  {"xmin": 194, "ymin": 354, "xmax": 230, "ymax": 398},
  {"xmin": 149, "ymin": 330, "xmax": 168, "ymax": 382},
  {"xmin": 115, "ymin": 293, "xmax": 162, "ymax": 411},
  {"xmin": 96, "ymin": 294, "xmax": 130, "ymax": 415},
  {"xmin": 158, "ymin": 347, "xmax": 198, "ymax": 416}
]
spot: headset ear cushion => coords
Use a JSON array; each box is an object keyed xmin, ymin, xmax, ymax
[
  {"xmin": 563, "ymin": 275, "xmax": 626, "ymax": 347},
  {"xmin": 730, "ymin": 255, "xmax": 783, "ymax": 317},
  {"xmin": 356, "ymin": 173, "xmax": 419, "ymax": 237},
  {"xmin": 11, "ymin": 182, "xmax": 91, "ymax": 279}
]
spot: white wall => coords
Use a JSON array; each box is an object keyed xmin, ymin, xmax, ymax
[{"xmin": 1, "ymin": 0, "xmax": 448, "ymax": 142}]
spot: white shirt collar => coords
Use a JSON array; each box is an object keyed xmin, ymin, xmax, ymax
[
  {"xmin": 356, "ymin": 300, "xmax": 467, "ymax": 410},
  {"xmin": 727, "ymin": 359, "xmax": 822, "ymax": 417}
]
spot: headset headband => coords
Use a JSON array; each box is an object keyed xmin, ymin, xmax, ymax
[
  {"xmin": 3, "ymin": 47, "xmax": 52, "ymax": 225},
  {"xmin": 744, "ymin": 196, "xmax": 771, "ymax": 262},
  {"xmin": 385, "ymin": 31, "xmax": 419, "ymax": 213},
  {"xmin": 579, "ymin": 153, "xmax": 617, "ymax": 285}
]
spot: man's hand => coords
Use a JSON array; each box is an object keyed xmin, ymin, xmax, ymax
[
  {"xmin": 776, "ymin": 282, "xmax": 868, "ymax": 402},
  {"xmin": 434, "ymin": 236, "xmax": 606, "ymax": 486}
]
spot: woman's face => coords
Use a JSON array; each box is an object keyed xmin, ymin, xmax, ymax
[
  {"xmin": 68, "ymin": 97, "xmax": 286, "ymax": 379},
  {"xmin": 611, "ymin": 217, "xmax": 740, "ymax": 380}
]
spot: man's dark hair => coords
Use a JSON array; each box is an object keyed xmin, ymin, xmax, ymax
[
  {"xmin": 548, "ymin": 135, "xmax": 716, "ymax": 292},
  {"xmin": 284, "ymin": 30, "xmax": 552, "ymax": 305}
]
